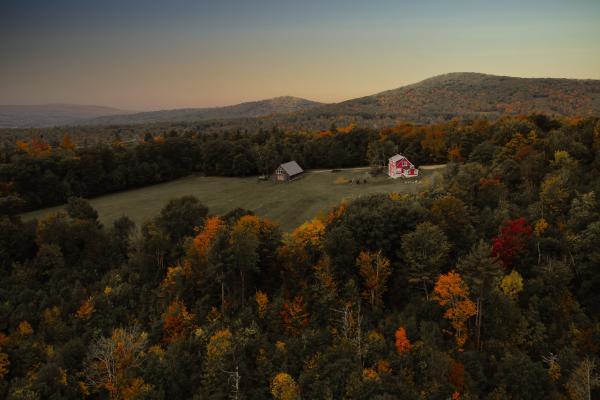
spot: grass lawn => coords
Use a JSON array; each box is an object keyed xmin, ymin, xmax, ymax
[{"xmin": 22, "ymin": 168, "xmax": 443, "ymax": 231}]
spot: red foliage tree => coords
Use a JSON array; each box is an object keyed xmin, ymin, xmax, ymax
[{"xmin": 491, "ymin": 217, "xmax": 532, "ymax": 269}]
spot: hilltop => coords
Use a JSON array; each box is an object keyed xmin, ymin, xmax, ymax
[{"xmin": 299, "ymin": 72, "xmax": 600, "ymax": 125}]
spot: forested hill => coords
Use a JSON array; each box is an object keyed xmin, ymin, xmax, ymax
[
  {"xmin": 300, "ymin": 72, "xmax": 600, "ymax": 124},
  {"xmin": 78, "ymin": 73, "xmax": 600, "ymax": 131},
  {"xmin": 0, "ymin": 104, "xmax": 131, "ymax": 128},
  {"xmin": 84, "ymin": 96, "xmax": 323, "ymax": 125}
]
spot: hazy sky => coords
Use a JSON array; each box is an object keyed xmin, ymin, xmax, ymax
[{"xmin": 1, "ymin": 0, "xmax": 599, "ymax": 110}]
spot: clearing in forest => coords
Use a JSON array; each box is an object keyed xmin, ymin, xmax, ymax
[{"xmin": 22, "ymin": 167, "xmax": 443, "ymax": 231}]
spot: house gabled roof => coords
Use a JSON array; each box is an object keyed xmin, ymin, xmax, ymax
[
  {"xmin": 389, "ymin": 154, "xmax": 407, "ymax": 162},
  {"xmin": 279, "ymin": 161, "xmax": 304, "ymax": 176}
]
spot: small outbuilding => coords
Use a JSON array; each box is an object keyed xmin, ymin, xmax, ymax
[
  {"xmin": 272, "ymin": 161, "xmax": 304, "ymax": 182},
  {"xmin": 388, "ymin": 154, "xmax": 419, "ymax": 178}
]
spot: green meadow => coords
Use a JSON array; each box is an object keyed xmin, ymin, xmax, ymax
[{"xmin": 22, "ymin": 168, "xmax": 443, "ymax": 231}]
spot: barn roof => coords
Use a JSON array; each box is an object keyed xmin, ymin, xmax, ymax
[
  {"xmin": 389, "ymin": 154, "xmax": 407, "ymax": 162},
  {"xmin": 279, "ymin": 161, "xmax": 304, "ymax": 176}
]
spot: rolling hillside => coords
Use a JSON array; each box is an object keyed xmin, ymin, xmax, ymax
[
  {"xmin": 0, "ymin": 104, "xmax": 132, "ymax": 128},
  {"xmin": 85, "ymin": 96, "xmax": 323, "ymax": 125},
  {"xmin": 3, "ymin": 73, "xmax": 599, "ymax": 132},
  {"xmin": 303, "ymin": 72, "xmax": 600, "ymax": 123}
]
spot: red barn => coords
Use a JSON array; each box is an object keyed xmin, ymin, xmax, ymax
[{"xmin": 388, "ymin": 154, "xmax": 419, "ymax": 178}]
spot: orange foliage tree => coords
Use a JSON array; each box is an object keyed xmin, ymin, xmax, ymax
[
  {"xmin": 433, "ymin": 271, "xmax": 477, "ymax": 347},
  {"xmin": 60, "ymin": 134, "xmax": 76, "ymax": 151},
  {"xmin": 162, "ymin": 300, "xmax": 194, "ymax": 344},
  {"xmin": 193, "ymin": 216, "xmax": 225, "ymax": 258},
  {"xmin": 394, "ymin": 326, "xmax": 412, "ymax": 354},
  {"xmin": 75, "ymin": 297, "xmax": 95, "ymax": 320}
]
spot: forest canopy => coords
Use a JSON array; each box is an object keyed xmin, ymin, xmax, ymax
[{"xmin": 1, "ymin": 114, "xmax": 600, "ymax": 399}]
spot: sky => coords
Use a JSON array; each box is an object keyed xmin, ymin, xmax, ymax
[{"xmin": 1, "ymin": 0, "xmax": 599, "ymax": 110}]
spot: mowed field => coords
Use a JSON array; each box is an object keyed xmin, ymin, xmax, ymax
[{"xmin": 22, "ymin": 167, "xmax": 444, "ymax": 231}]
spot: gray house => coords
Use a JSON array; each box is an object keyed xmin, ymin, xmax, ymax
[{"xmin": 272, "ymin": 161, "xmax": 304, "ymax": 182}]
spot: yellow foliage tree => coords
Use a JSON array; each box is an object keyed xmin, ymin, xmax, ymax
[
  {"xmin": 500, "ymin": 270, "xmax": 524, "ymax": 300},
  {"xmin": 17, "ymin": 321, "xmax": 33, "ymax": 336},
  {"xmin": 289, "ymin": 218, "xmax": 325, "ymax": 250},
  {"xmin": 270, "ymin": 372, "xmax": 300, "ymax": 400},
  {"xmin": 534, "ymin": 218, "xmax": 549, "ymax": 237},
  {"xmin": 540, "ymin": 174, "xmax": 570, "ymax": 216}
]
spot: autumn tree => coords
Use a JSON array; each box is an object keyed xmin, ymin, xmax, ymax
[
  {"xmin": 0, "ymin": 350, "xmax": 9, "ymax": 379},
  {"xmin": 280, "ymin": 296, "xmax": 310, "ymax": 337},
  {"xmin": 60, "ymin": 134, "xmax": 76, "ymax": 151},
  {"xmin": 394, "ymin": 326, "xmax": 412, "ymax": 354},
  {"xmin": 202, "ymin": 328, "xmax": 235, "ymax": 398},
  {"xmin": 356, "ymin": 250, "xmax": 392, "ymax": 308},
  {"xmin": 255, "ymin": 290, "xmax": 269, "ymax": 318},
  {"xmin": 313, "ymin": 256, "xmax": 339, "ymax": 305},
  {"xmin": 565, "ymin": 357, "xmax": 599, "ymax": 400},
  {"xmin": 191, "ymin": 216, "xmax": 229, "ymax": 314},
  {"xmin": 289, "ymin": 218, "xmax": 325, "ymax": 254},
  {"xmin": 270, "ymin": 372, "xmax": 300, "ymax": 400},
  {"xmin": 401, "ymin": 222, "xmax": 450, "ymax": 299},
  {"xmin": 433, "ymin": 271, "xmax": 477, "ymax": 347},
  {"xmin": 491, "ymin": 217, "xmax": 532, "ymax": 269},
  {"xmin": 162, "ymin": 299, "xmax": 194, "ymax": 343},
  {"xmin": 500, "ymin": 270, "xmax": 524, "ymax": 300},
  {"xmin": 192, "ymin": 216, "xmax": 225, "ymax": 259},
  {"xmin": 75, "ymin": 297, "xmax": 95, "ymax": 320},
  {"xmin": 84, "ymin": 326, "xmax": 150, "ymax": 400}
]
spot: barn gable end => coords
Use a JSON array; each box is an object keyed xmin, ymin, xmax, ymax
[{"xmin": 272, "ymin": 161, "xmax": 304, "ymax": 182}]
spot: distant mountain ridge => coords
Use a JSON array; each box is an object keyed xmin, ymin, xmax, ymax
[
  {"xmin": 301, "ymin": 72, "xmax": 600, "ymax": 123},
  {"xmin": 3, "ymin": 73, "xmax": 600, "ymax": 129},
  {"xmin": 0, "ymin": 104, "xmax": 132, "ymax": 128},
  {"xmin": 84, "ymin": 96, "xmax": 324, "ymax": 125}
]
